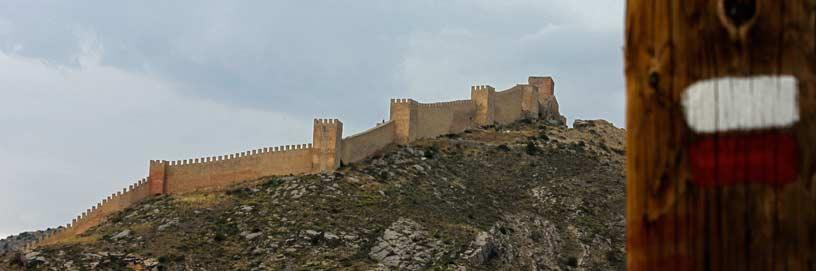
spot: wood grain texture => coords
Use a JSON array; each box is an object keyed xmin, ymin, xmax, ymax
[{"xmin": 626, "ymin": 0, "xmax": 816, "ymax": 270}]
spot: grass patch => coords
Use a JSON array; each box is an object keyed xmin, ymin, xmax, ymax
[
  {"xmin": 175, "ymin": 193, "xmax": 223, "ymax": 207},
  {"xmin": 58, "ymin": 234, "xmax": 101, "ymax": 246},
  {"xmin": 131, "ymin": 222, "xmax": 154, "ymax": 235}
]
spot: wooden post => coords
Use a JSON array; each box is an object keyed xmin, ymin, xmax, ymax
[{"xmin": 626, "ymin": 0, "xmax": 816, "ymax": 270}]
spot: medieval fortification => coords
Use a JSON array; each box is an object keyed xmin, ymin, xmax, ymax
[{"xmin": 27, "ymin": 76, "xmax": 565, "ymax": 249}]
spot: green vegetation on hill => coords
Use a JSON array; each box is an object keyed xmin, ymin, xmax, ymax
[{"xmin": 1, "ymin": 119, "xmax": 625, "ymax": 271}]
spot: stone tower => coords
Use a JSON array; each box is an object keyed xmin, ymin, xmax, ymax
[
  {"xmin": 389, "ymin": 99, "xmax": 418, "ymax": 144},
  {"xmin": 312, "ymin": 119, "xmax": 343, "ymax": 172},
  {"xmin": 529, "ymin": 76, "xmax": 565, "ymax": 125},
  {"xmin": 528, "ymin": 76, "xmax": 554, "ymax": 98},
  {"xmin": 148, "ymin": 160, "xmax": 167, "ymax": 195},
  {"xmin": 470, "ymin": 85, "xmax": 496, "ymax": 126}
]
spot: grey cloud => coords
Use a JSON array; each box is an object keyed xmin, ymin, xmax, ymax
[{"xmin": 0, "ymin": 0, "xmax": 624, "ymax": 125}]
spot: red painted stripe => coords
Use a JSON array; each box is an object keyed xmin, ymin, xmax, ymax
[{"xmin": 688, "ymin": 132, "xmax": 798, "ymax": 187}]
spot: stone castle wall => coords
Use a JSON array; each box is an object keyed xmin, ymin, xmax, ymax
[
  {"xmin": 413, "ymin": 100, "xmax": 477, "ymax": 140},
  {"xmin": 494, "ymin": 85, "xmax": 527, "ymax": 124},
  {"xmin": 29, "ymin": 76, "xmax": 563, "ymax": 249},
  {"xmin": 29, "ymin": 178, "xmax": 151, "ymax": 248},
  {"xmin": 341, "ymin": 120, "xmax": 396, "ymax": 164},
  {"xmin": 160, "ymin": 145, "xmax": 315, "ymax": 194}
]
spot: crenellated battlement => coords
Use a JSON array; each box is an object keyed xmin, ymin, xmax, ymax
[
  {"xmin": 164, "ymin": 143, "xmax": 315, "ymax": 168},
  {"xmin": 390, "ymin": 98, "xmax": 417, "ymax": 105},
  {"xmin": 31, "ymin": 176, "xmax": 151, "ymax": 248},
  {"xmin": 25, "ymin": 75, "xmax": 561, "ymax": 251},
  {"xmin": 471, "ymin": 85, "xmax": 496, "ymax": 92},
  {"xmin": 314, "ymin": 118, "xmax": 342, "ymax": 124}
]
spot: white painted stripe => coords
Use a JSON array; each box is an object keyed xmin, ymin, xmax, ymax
[{"xmin": 681, "ymin": 76, "xmax": 799, "ymax": 133}]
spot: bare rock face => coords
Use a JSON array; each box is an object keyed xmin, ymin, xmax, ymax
[
  {"xmin": 462, "ymin": 212, "xmax": 623, "ymax": 270},
  {"xmin": 573, "ymin": 119, "xmax": 614, "ymax": 129},
  {"xmin": 463, "ymin": 231, "xmax": 498, "ymax": 266},
  {"xmin": 369, "ymin": 218, "xmax": 445, "ymax": 271}
]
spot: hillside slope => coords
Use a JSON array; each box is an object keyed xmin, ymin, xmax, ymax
[{"xmin": 1, "ymin": 119, "xmax": 625, "ymax": 271}]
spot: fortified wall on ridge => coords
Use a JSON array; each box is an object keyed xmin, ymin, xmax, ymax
[{"xmin": 27, "ymin": 76, "xmax": 565, "ymax": 249}]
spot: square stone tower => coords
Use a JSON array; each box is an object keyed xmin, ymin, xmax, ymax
[
  {"xmin": 148, "ymin": 160, "xmax": 167, "ymax": 195},
  {"xmin": 312, "ymin": 119, "xmax": 343, "ymax": 172},
  {"xmin": 470, "ymin": 85, "xmax": 496, "ymax": 126},
  {"xmin": 528, "ymin": 76, "xmax": 554, "ymax": 98},
  {"xmin": 389, "ymin": 99, "xmax": 418, "ymax": 144},
  {"xmin": 529, "ymin": 76, "xmax": 565, "ymax": 125}
]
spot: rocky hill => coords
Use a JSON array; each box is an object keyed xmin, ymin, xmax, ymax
[
  {"xmin": 0, "ymin": 118, "xmax": 625, "ymax": 271},
  {"xmin": 0, "ymin": 230, "xmax": 60, "ymax": 256}
]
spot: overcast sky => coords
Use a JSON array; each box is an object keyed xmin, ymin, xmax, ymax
[{"xmin": 0, "ymin": 0, "xmax": 624, "ymax": 238}]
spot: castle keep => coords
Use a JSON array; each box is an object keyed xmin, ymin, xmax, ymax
[{"xmin": 28, "ymin": 76, "xmax": 564, "ymax": 249}]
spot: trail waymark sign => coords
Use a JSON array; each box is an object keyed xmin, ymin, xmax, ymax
[{"xmin": 626, "ymin": 0, "xmax": 816, "ymax": 269}]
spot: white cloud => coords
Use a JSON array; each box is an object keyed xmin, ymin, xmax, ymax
[{"xmin": 0, "ymin": 47, "xmax": 310, "ymax": 234}]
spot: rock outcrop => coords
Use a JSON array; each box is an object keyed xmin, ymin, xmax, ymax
[
  {"xmin": 369, "ymin": 218, "xmax": 445, "ymax": 270},
  {"xmin": 0, "ymin": 230, "xmax": 60, "ymax": 255}
]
